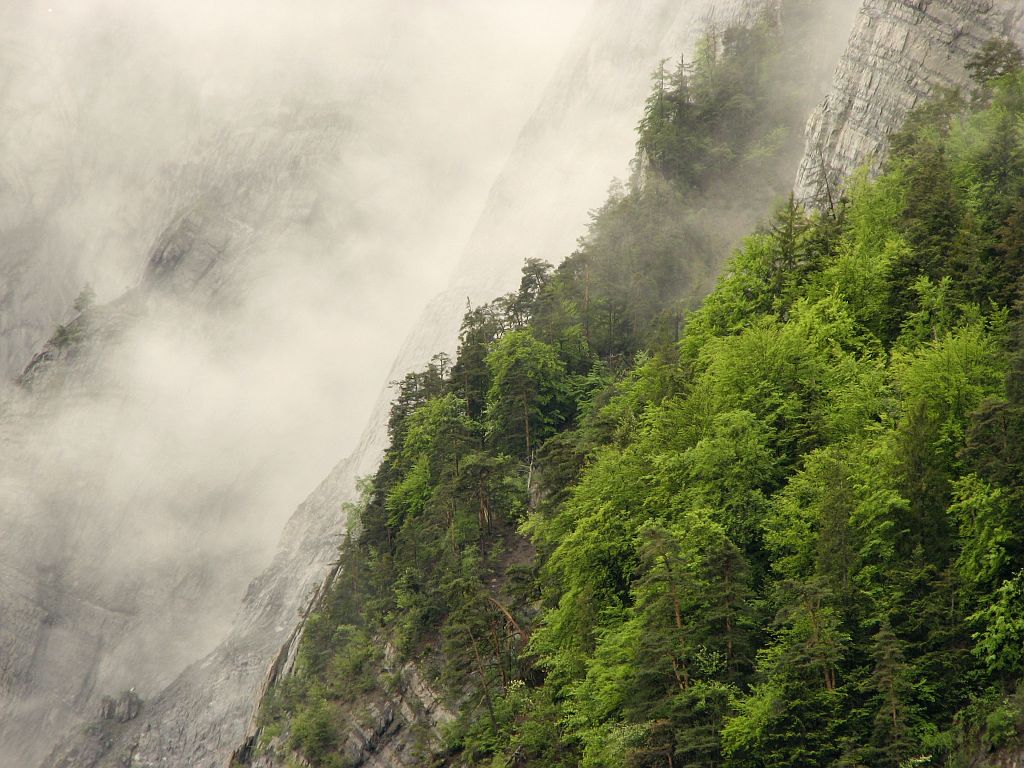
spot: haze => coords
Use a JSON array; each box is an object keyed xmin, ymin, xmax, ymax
[{"xmin": 0, "ymin": 2, "xmax": 589, "ymax": 764}]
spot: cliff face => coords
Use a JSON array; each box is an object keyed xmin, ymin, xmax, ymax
[
  {"xmin": 0, "ymin": 10, "xmax": 213, "ymax": 382},
  {"xmin": 3, "ymin": 7, "xmax": 578, "ymax": 765},
  {"xmin": 0, "ymin": 105, "xmax": 355, "ymax": 768},
  {"xmin": 796, "ymin": 0, "xmax": 1024, "ymax": 200}
]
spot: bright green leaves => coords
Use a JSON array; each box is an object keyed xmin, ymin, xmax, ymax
[
  {"xmin": 690, "ymin": 295, "xmax": 873, "ymax": 456},
  {"xmin": 385, "ymin": 455, "xmax": 430, "ymax": 529},
  {"xmin": 814, "ymin": 170, "xmax": 906, "ymax": 340},
  {"xmin": 894, "ymin": 318, "xmax": 1008, "ymax": 467},
  {"xmin": 950, "ymin": 474, "xmax": 1014, "ymax": 596},
  {"xmin": 386, "ymin": 393, "xmax": 481, "ymax": 536},
  {"xmin": 485, "ymin": 329, "xmax": 568, "ymax": 460},
  {"xmin": 971, "ymin": 571, "xmax": 1024, "ymax": 679},
  {"xmin": 565, "ymin": 514, "xmax": 753, "ymax": 768},
  {"xmin": 677, "ymin": 410, "xmax": 777, "ymax": 556}
]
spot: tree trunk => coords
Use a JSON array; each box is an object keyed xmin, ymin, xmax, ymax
[{"xmin": 522, "ymin": 394, "xmax": 532, "ymax": 457}]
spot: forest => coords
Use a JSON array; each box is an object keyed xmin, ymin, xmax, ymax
[{"xmin": 253, "ymin": 11, "xmax": 1024, "ymax": 768}]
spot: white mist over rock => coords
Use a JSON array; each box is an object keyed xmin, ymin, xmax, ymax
[{"xmin": 0, "ymin": 3, "xmax": 587, "ymax": 766}]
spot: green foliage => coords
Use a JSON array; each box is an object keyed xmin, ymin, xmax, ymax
[
  {"xmin": 485, "ymin": 329, "xmax": 568, "ymax": 459},
  {"xmin": 258, "ymin": 35, "xmax": 1024, "ymax": 768},
  {"xmin": 289, "ymin": 699, "xmax": 340, "ymax": 764}
]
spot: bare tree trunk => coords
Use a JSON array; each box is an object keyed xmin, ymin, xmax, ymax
[
  {"xmin": 487, "ymin": 595, "xmax": 530, "ymax": 644},
  {"xmin": 522, "ymin": 394, "xmax": 531, "ymax": 457},
  {"xmin": 468, "ymin": 629, "xmax": 498, "ymax": 733}
]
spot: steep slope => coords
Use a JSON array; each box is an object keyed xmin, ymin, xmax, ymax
[
  {"xmin": 234, "ymin": 6, "xmax": 1024, "ymax": 768},
  {"xmin": 30, "ymin": 0, "xmax": 1022, "ymax": 765},
  {"xmin": 796, "ymin": 0, "xmax": 1024, "ymax": 199},
  {"xmin": 38, "ymin": 2, "xmax": 797, "ymax": 766},
  {"xmin": 276, "ymin": 61, "xmax": 1024, "ymax": 767},
  {"xmin": 0, "ymin": 105, "xmax": 356, "ymax": 768}
]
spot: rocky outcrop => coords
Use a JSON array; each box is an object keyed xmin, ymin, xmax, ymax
[
  {"xmin": 993, "ymin": 747, "xmax": 1024, "ymax": 768},
  {"xmin": 98, "ymin": 690, "xmax": 141, "ymax": 724},
  {"xmin": 0, "ymin": 11, "xmax": 203, "ymax": 382},
  {"xmin": 249, "ymin": 644, "xmax": 455, "ymax": 768},
  {"xmin": 0, "ymin": 103, "xmax": 353, "ymax": 768},
  {"xmin": 795, "ymin": 0, "xmax": 1024, "ymax": 200}
]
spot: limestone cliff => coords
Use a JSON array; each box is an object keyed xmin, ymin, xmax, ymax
[
  {"xmin": 795, "ymin": 0, "xmax": 1024, "ymax": 200},
  {"xmin": 0, "ymin": 10, "xmax": 208, "ymax": 382},
  {"xmin": 0, "ymin": 103, "xmax": 354, "ymax": 768}
]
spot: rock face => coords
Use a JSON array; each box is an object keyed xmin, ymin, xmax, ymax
[
  {"xmin": 0, "ymin": 104, "xmax": 355, "ymax": 768},
  {"xmin": 98, "ymin": 691, "xmax": 141, "ymax": 724},
  {"xmin": 795, "ymin": 0, "xmax": 1024, "ymax": 200},
  {"xmin": 248, "ymin": 643, "xmax": 455, "ymax": 768},
  {"xmin": 0, "ymin": 10, "xmax": 206, "ymax": 382}
]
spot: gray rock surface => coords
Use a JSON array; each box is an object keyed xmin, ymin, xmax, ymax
[
  {"xmin": 795, "ymin": 0, "xmax": 1024, "ymax": 200},
  {"xmin": 0, "ymin": 105, "xmax": 354, "ymax": 768},
  {"xmin": 0, "ymin": 12, "xmax": 205, "ymax": 382},
  {"xmin": 98, "ymin": 690, "xmax": 141, "ymax": 724},
  {"xmin": 249, "ymin": 643, "xmax": 455, "ymax": 768}
]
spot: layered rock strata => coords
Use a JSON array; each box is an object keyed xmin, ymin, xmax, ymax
[{"xmin": 795, "ymin": 0, "xmax": 1024, "ymax": 200}]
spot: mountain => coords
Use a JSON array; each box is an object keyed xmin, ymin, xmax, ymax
[
  {"xmin": 7, "ymin": 0, "xmax": 1021, "ymax": 766},
  {"xmin": 0, "ymin": 6, "xmax": 578, "ymax": 765},
  {"xmin": 239, "ymin": 2, "xmax": 1024, "ymax": 764},
  {"xmin": 0, "ymin": 102, "xmax": 360, "ymax": 767},
  {"xmin": 36, "ymin": 1, "xmax": 804, "ymax": 766},
  {"xmin": 0, "ymin": 11, "xmax": 198, "ymax": 380}
]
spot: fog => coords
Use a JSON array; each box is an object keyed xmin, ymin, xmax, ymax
[{"xmin": 0, "ymin": 1, "xmax": 589, "ymax": 763}]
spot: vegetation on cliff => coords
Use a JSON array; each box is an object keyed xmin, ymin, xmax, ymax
[{"xmin": 256, "ymin": 26, "xmax": 1024, "ymax": 768}]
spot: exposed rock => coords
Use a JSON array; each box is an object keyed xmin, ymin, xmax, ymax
[
  {"xmin": 249, "ymin": 642, "xmax": 454, "ymax": 768},
  {"xmin": 0, "ymin": 14, "xmax": 203, "ymax": 382},
  {"xmin": 993, "ymin": 749, "xmax": 1024, "ymax": 768},
  {"xmin": 0, "ymin": 104, "xmax": 353, "ymax": 768},
  {"xmin": 98, "ymin": 690, "xmax": 141, "ymax": 724},
  {"xmin": 795, "ymin": 0, "xmax": 1024, "ymax": 200}
]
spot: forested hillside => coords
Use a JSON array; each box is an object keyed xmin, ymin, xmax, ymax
[{"xmin": 252, "ymin": 23, "xmax": 1024, "ymax": 768}]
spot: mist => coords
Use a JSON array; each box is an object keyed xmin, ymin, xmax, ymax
[{"xmin": 0, "ymin": 2, "xmax": 589, "ymax": 764}]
